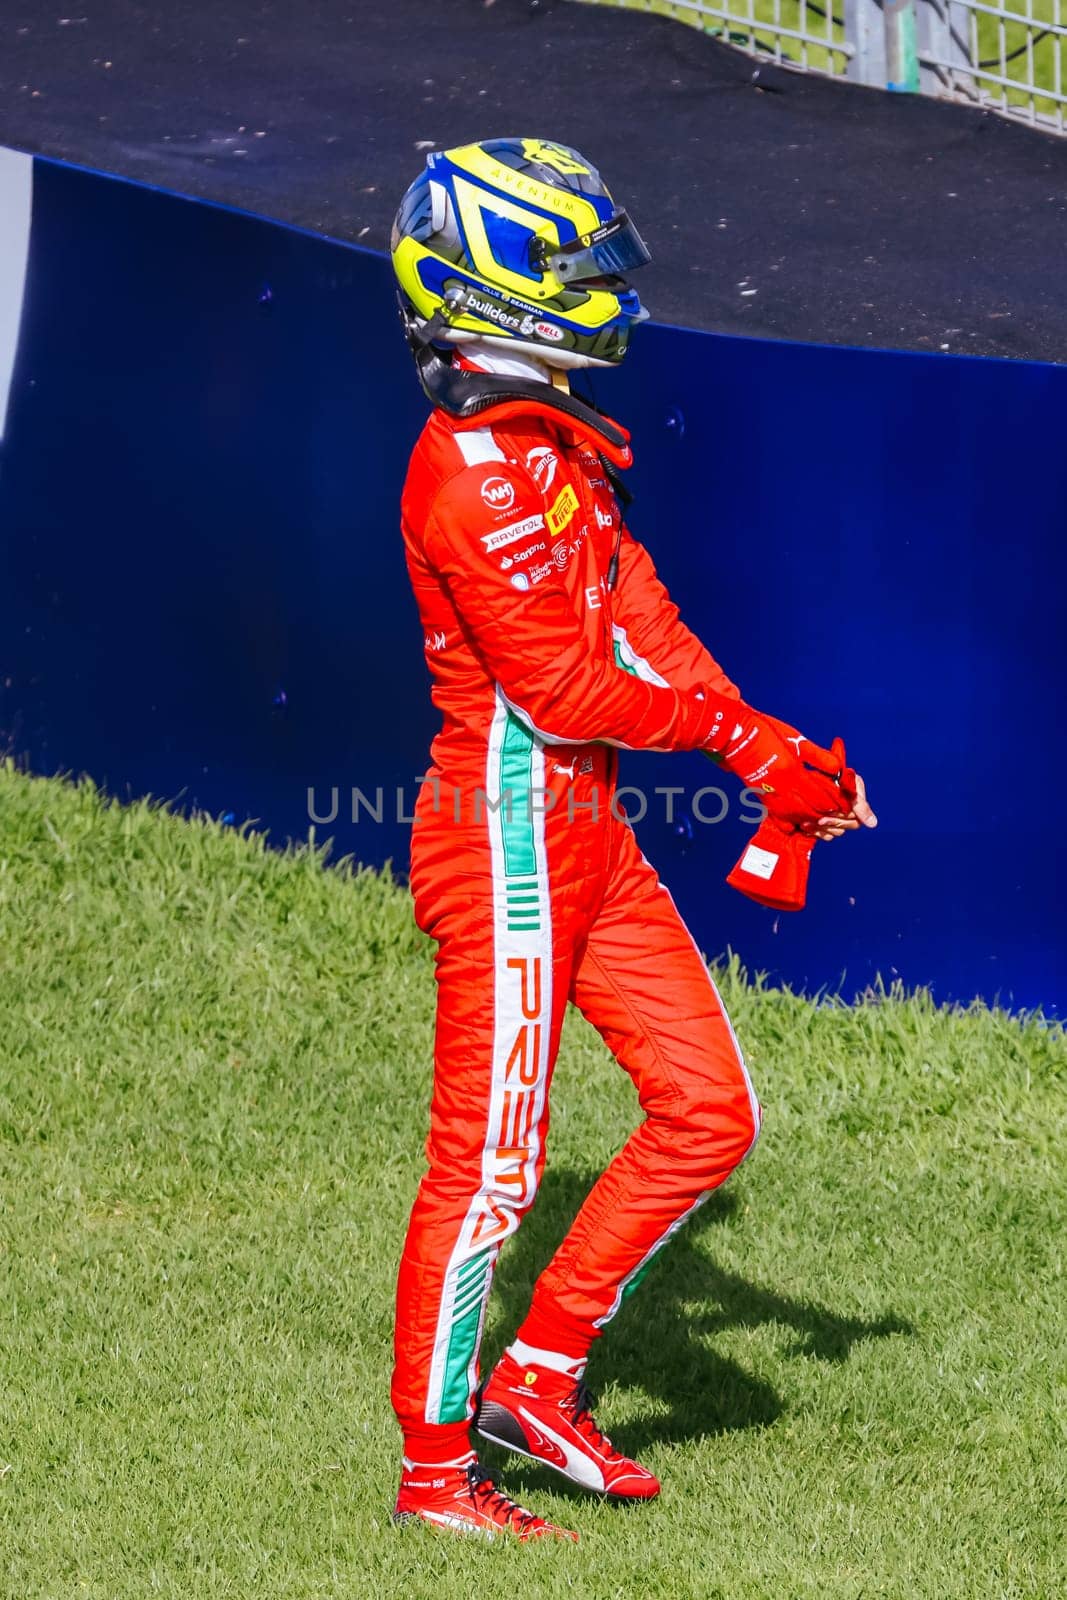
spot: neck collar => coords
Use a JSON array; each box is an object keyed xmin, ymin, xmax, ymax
[{"xmin": 411, "ymin": 317, "xmax": 632, "ymax": 469}]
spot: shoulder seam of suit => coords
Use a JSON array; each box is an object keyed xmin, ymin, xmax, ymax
[
  {"xmin": 421, "ymin": 440, "xmax": 542, "ymax": 541},
  {"xmin": 452, "ymin": 426, "xmax": 506, "ymax": 468}
]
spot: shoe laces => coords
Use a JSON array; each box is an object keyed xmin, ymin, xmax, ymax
[
  {"xmin": 568, "ymin": 1380, "xmax": 615, "ymax": 1455},
  {"xmin": 466, "ymin": 1461, "xmax": 538, "ymax": 1533}
]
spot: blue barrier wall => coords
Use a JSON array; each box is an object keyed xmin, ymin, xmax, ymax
[{"xmin": 1, "ymin": 155, "xmax": 1063, "ymax": 1012}]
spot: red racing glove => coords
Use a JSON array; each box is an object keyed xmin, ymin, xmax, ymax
[
  {"xmin": 727, "ymin": 817, "xmax": 815, "ymax": 912},
  {"xmin": 725, "ymin": 733, "xmax": 858, "ymax": 912},
  {"xmin": 708, "ymin": 706, "xmax": 856, "ymax": 831}
]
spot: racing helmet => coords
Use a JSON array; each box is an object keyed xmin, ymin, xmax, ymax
[{"xmin": 391, "ymin": 137, "xmax": 651, "ymax": 369}]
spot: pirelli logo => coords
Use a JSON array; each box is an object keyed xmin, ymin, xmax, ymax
[{"xmin": 546, "ymin": 483, "xmax": 579, "ymax": 537}]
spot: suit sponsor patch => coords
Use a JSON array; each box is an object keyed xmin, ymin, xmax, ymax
[
  {"xmin": 480, "ymin": 476, "xmax": 516, "ymax": 511},
  {"xmin": 525, "ymin": 446, "xmax": 558, "ymax": 492},
  {"xmin": 480, "ymin": 514, "xmax": 546, "ymax": 552},
  {"xmin": 499, "ymin": 541, "xmax": 546, "ymax": 569},
  {"xmin": 546, "ymin": 484, "xmax": 579, "ymax": 536}
]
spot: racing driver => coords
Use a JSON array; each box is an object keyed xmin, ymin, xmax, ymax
[{"xmin": 389, "ymin": 138, "xmax": 876, "ymax": 1542}]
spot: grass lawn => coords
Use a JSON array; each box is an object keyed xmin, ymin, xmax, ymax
[{"xmin": 0, "ymin": 764, "xmax": 1063, "ymax": 1598}]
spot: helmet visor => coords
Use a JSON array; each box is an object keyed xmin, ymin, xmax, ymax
[{"xmin": 533, "ymin": 210, "xmax": 652, "ymax": 285}]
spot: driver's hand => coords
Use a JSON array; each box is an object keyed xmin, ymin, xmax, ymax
[{"xmin": 813, "ymin": 771, "xmax": 877, "ymax": 842}]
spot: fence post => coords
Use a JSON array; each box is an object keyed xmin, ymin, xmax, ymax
[
  {"xmin": 884, "ymin": 0, "xmax": 920, "ymax": 87},
  {"xmin": 845, "ymin": 0, "xmax": 888, "ymax": 84},
  {"xmin": 913, "ymin": 0, "xmax": 975, "ymax": 95}
]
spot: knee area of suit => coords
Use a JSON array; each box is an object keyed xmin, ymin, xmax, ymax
[
  {"xmin": 417, "ymin": 1153, "xmax": 545, "ymax": 1228},
  {"xmin": 670, "ymin": 1085, "xmax": 761, "ymax": 1173}
]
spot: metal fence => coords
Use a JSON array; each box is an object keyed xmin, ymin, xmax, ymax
[{"xmin": 573, "ymin": 0, "xmax": 1067, "ymax": 133}]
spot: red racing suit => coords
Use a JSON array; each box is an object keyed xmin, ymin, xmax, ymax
[{"xmin": 392, "ymin": 386, "xmax": 762, "ymax": 1440}]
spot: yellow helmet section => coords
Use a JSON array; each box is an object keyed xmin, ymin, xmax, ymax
[
  {"xmin": 392, "ymin": 234, "xmax": 442, "ymax": 322},
  {"xmin": 446, "ymin": 142, "xmax": 604, "ymax": 235}
]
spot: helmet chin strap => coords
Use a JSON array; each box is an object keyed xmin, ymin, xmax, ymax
[{"xmin": 402, "ymin": 303, "xmax": 628, "ymax": 455}]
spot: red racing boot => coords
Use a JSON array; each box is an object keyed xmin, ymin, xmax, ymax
[
  {"xmin": 392, "ymin": 1452, "xmax": 578, "ymax": 1541},
  {"xmin": 476, "ymin": 1351, "xmax": 661, "ymax": 1501}
]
